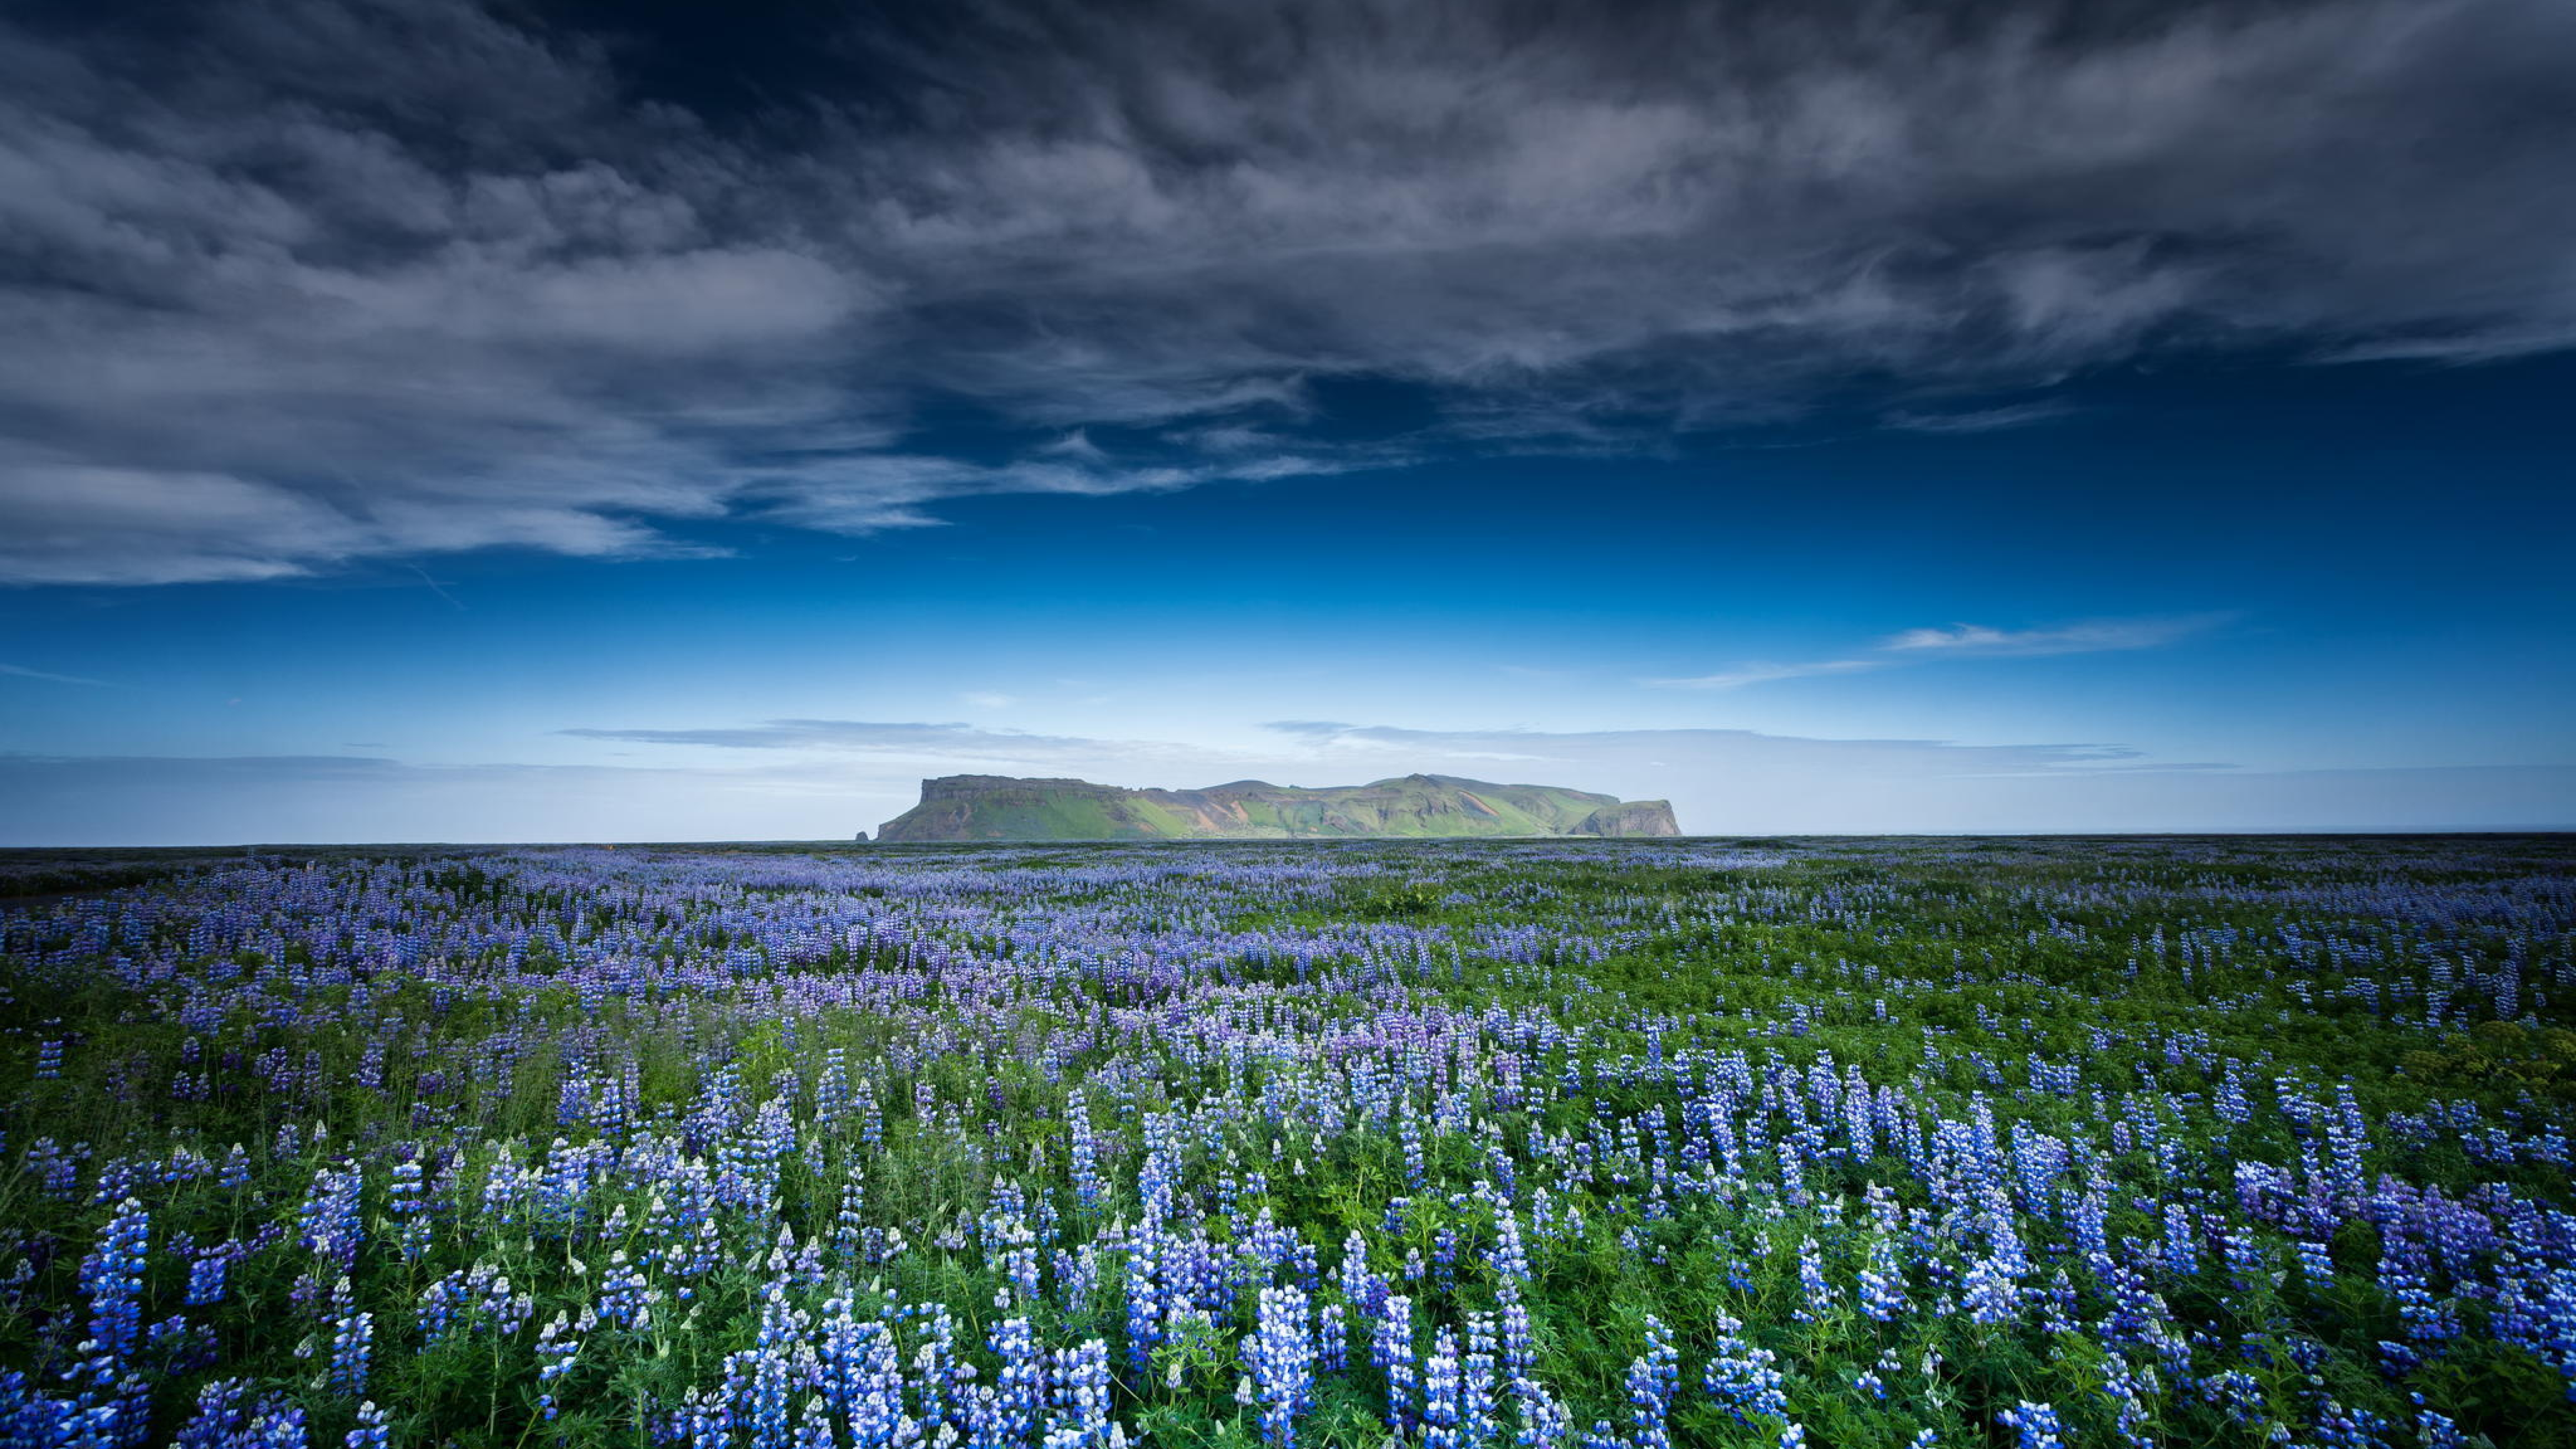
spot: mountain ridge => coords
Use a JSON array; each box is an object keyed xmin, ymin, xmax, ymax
[{"xmin": 875, "ymin": 773, "xmax": 1681, "ymax": 841}]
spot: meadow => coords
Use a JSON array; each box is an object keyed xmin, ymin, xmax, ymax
[{"xmin": 1, "ymin": 835, "xmax": 2571, "ymax": 1449}]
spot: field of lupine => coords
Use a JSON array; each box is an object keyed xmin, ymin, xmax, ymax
[{"xmin": 3, "ymin": 837, "xmax": 2573, "ymax": 1449}]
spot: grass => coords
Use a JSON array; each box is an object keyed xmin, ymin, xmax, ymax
[{"xmin": 0, "ymin": 835, "xmax": 2569, "ymax": 1447}]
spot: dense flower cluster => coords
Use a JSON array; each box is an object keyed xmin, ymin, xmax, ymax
[{"xmin": 1, "ymin": 835, "xmax": 2571, "ymax": 1447}]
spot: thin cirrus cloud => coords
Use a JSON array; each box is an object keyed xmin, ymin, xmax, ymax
[
  {"xmin": 2, "ymin": 0, "xmax": 2573, "ymax": 584},
  {"xmin": 1881, "ymin": 401, "xmax": 2082, "ymax": 434},
  {"xmin": 2, "ymin": 662, "xmax": 111, "ymax": 686},
  {"xmin": 553, "ymin": 719, "xmax": 1271, "ymax": 775},
  {"xmin": 1881, "ymin": 615, "xmax": 2239, "ymax": 656},
  {"xmin": 558, "ymin": 715, "xmax": 2161, "ymax": 780},
  {"xmin": 1637, "ymin": 659, "xmax": 1886, "ymax": 691},
  {"xmin": 557, "ymin": 720, "xmax": 1101, "ymax": 755},
  {"xmin": 551, "ymin": 717, "xmax": 1505, "ymax": 777},
  {"xmin": 1644, "ymin": 613, "xmax": 2234, "ymax": 689}
]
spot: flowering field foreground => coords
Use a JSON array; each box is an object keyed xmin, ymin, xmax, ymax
[{"xmin": 3, "ymin": 836, "xmax": 2573, "ymax": 1449}]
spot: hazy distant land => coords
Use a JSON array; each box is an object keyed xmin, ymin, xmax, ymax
[{"xmin": 871, "ymin": 772, "xmax": 1682, "ymax": 842}]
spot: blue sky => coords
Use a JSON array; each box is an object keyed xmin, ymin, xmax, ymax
[{"xmin": 2, "ymin": 1, "xmax": 2572, "ymax": 841}]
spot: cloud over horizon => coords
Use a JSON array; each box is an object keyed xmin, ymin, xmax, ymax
[
  {"xmin": 5, "ymin": 0, "xmax": 2574, "ymax": 584},
  {"xmin": 7, "ymin": 723, "xmax": 2568, "ymax": 845}
]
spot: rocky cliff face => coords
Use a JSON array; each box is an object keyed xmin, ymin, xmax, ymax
[
  {"xmin": 875, "ymin": 773, "xmax": 1685, "ymax": 842},
  {"xmin": 1573, "ymin": 800, "xmax": 1681, "ymax": 837}
]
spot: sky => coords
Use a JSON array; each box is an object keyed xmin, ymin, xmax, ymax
[{"xmin": 2, "ymin": 0, "xmax": 2572, "ymax": 844}]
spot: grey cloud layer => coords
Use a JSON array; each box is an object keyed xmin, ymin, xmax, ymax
[{"xmin": 7, "ymin": 0, "xmax": 2572, "ymax": 582}]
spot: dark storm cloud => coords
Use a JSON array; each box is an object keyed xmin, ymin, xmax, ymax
[{"xmin": 5, "ymin": 0, "xmax": 2572, "ymax": 583}]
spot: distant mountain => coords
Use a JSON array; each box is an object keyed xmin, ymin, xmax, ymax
[{"xmin": 875, "ymin": 773, "xmax": 1681, "ymax": 842}]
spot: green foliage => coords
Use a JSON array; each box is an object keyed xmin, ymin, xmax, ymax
[{"xmin": 0, "ymin": 835, "xmax": 2570, "ymax": 1445}]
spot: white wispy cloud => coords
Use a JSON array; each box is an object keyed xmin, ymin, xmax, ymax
[
  {"xmin": 1644, "ymin": 614, "xmax": 2234, "ymax": 690},
  {"xmin": 561, "ymin": 720, "xmax": 1091, "ymax": 754},
  {"xmin": 1882, "ymin": 401, "xmax": 2080, "ymax": 434},
  {"xmin": 1, "ymin": 662, "xmax": 110, "ymax": 686},
  {"xmin": 959, "ymin": 691, "xmax": 1017, "ymax": 709},
  {"xmin": 1639, "ymin": 659, "xmax": 1884, "ymax": 691},
  {"xmin": 1880, "ymin": 614, "xmax": 2237, "ymax": 656}
]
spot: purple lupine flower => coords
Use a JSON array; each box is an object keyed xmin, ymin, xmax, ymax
[
  {"xmin": 1048, "ymin": 1338, "xmax": 1114, "ymax": 1449},
  {"xmin": 1375, "ymin": 1293, "xmax": 1418, "ymax": 1433},
  {"xmin": 1461, "ymin": 1313, "xmax": 1499, "ymax": 1449},
  {"xmin": 176, "ymin": 1377, "xmax": 315, "ymax": 1449},
  {"xmin": 251, "ymin": 1398, "xmax": 312, "ymax": 1446},
  {"xmin": 79, "ymin": 1196, "xmax": 149, "ymax": 1373},
  {"xmin": 2416, "ymin": 1407, "xmax": 2465, "ymax": 1449},
  {"xmin": 298, "ymin": 1165, "xmax": 364, "ymax": 1273},
  {"xmin": 1859, "ymin": 1235, "xmax": 1906, "ymax": 1322},
  {"xmin": 831, "ymin": 1164, "xmax": 869, "ymax": 1266},
  {"xmin": 815, "ymin": 1292, "xmax": 880, "ymax": 1432},
  {"xmin": 1999, "ymin": 1401, "xmax": 2064, "ymax": 1449},
  {"xmin": 2099, "ymin": 1350, "xmax": 2158, "ymax": 1449},
  {"xmin": 1339, "ymin": 1231, "xmax": 1385, "ymax": 1321},
  {"xmin": 1244, "ymin": 1284, "xmax": 1316, "ymax": 1448},
  {"xmin": 909, "ymin": 1305, "xmax": 958, "ymax": 1433},
  {"xmin": 985, "ymin": 1315, "xmax": 1046, "ymax": 1448},
  {"xmin": 793, "ymin": 1396, "xmax": 835, "ymax": 1449},
  {"xmin": 736, "ymin": 1282, "xmax": 808, "ymax": 1449},
  {"xmin": 1702, "ymin": 1310, "xmax": 1785, "ymax": 1428},
  {"xmin": 1627, "ymin": 1317, "xmax": 1678, "ymax": 1449},
  {"xmin": 533, "ymin": 1310, "xmax": 582, "ymax": 1418},
  {"xmin": 417, "ymin": 1272, "xmax": 462, "ymax": 1344},
  {"xmin": 2490, "ymin": 1254, "xmax": 2576, "ymax": 1398},
  {"xmin": 1491, "ymin": 1209, "xmax": 1531, "ymax": 1286},
  {"xmin": 1126, "ymin": 1214, "xmax": 1165, "ymax": 1378},
  {"xmin": 329, "ymin": 1301, "xmax": 374, "ymax": 1398},
  {"xmin": 1962, "ymin": 1252, "xmax": 2021, "ymax": 1328},
  {"xmin": 2159, "ymin": 1203, "xmax": 2198, "ymax": 1282},
  {"xmin": 2379, "ymin": 1232, "xmax": 2460, "ymax": 1344},
  {"xmin": 176, "ymin": 1378, "xmax": 253, "ymax": 1448},
  {"xmin": 24, "ymin": 1138, "xmax": 86, "ymax": 1201},
  {"xmin": 1423, "ymin": 1328, "xmax": 1465, "ymax": 1449},
  {"xmin": 387, "ymin": 1157, "xmax": 429, "ymax": 1261},
  {"xmin": 1317, "ymin": 1300, "xmax": 1348, "ymax": 1375},
  {"xmin": 599, "ymin": 1249, "xmax": 655, "ymax": 1331},
  {"xmin": 1793, "ymin": 1237, "xmax": 1831, "ymax": 1323},
  {"xmin": 186, "ymin": 1238, "xmax": 233, "ymax": 1307},
  {"xmin": 1068, "ymin": 1090, "xmax": 1104, "ymax": 1212}
]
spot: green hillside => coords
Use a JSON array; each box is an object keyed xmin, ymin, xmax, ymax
[{"xmin": 874, "ymin": 773, "xmax": 1681, "ymax": 841}]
